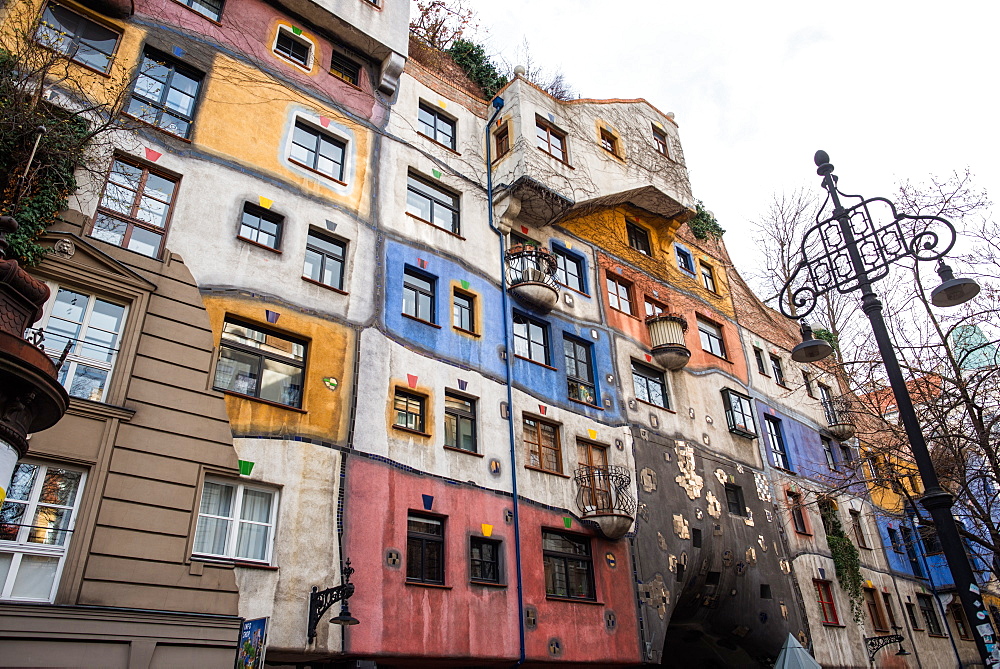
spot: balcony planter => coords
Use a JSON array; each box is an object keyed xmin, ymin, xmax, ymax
[
  {"xmin": 506, "ymin": 245, "xmax": 559, "ymax": 312},
  {"xmin": 646, "ymin": 314, "xmax": 690, "ymax": 370},
  {"xmin": 573, "ymin": 465, "xmax": 636, "ymax": 540}
]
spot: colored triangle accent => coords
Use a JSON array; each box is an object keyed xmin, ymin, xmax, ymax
[
  {"xmin": 481, "ymin": 524, "xmax": 493, "ymax": 537},
  {"xmin": 460, "ymin": 280, "xmax": 470, "ymax": 290},
  {"xmin": 172, "ymin": 46, "xmax": 185, "ymax": 58},
  {"xmin": 325, "ymin": 220, "xmax": 337, "ymax": 231},
  {"xmin": 588, "ymin": 429, "xmax": 597, "ymax": 440},
  {"xmin": 565, "ymin": 242, "xmax": 572, "ymax": 250},
  {"xmin": 319, "ymin": 116, "xmax": 330, "ymax": 128},
  {"xmin": 422, "ymin": 494, "xmax": 433, "ymax": 511},
  {"xmin": 238, "ymin": 460, "xmax": 255, "ymax": 476},
  {"xmin": 144, "ymin": 148, "xmax": 161, "ymax": 162},
  {"xmin": 563, "ymin": 517, "xmax": 572, "ymax": 529},
  {"xmin": 417, "ymin": 258, "xmax": 427, "ymax": 269},
  {"xmin": 291, "ymin": 26, "xmax": 302, "ymax": 35},
  {"xmin": 520, "ymin": 225, "xmax": 529, "ymax": 234},
  {"xmin": 437, "ymin": 99, "xmax": 446, "ymax": 108},
  {"xmin": 538, "ymin": 405, "xmax": 547, "ymax": 415},
  {"xmin": 457, "ymin": 379, "xmax": 468, "ymax": 391},
  {"xmin": 407, "ymin": 374, "xmax": 418, "ymax": 388},
  {"xmin": 258, "ymin": 196, "xmax": 273, "ymax": 209},
  {"xmin": 265, "ymin": 310, "xmax": 280, "ymax": 324},
  {"xmin": 548, "ymin": 113, "xmax": 555, "ymax": 123},
  {"xmin": 432, "ymin": 169, "xmax": 442, "ymax": 178}
]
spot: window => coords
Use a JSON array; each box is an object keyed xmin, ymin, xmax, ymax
[
  {"xmin": 330, "ymin": 50, "xmax": 361, "ymax": 86},
  {"xmin": 36, "ymin": 3, "xmax": 119, "ymax": 73},
  {"xmin": 900, "ymin": 525, "xmax": 924, "ymax": 577},
  {"xmin": 840, "ymin": 444, "xmax": 853, "ymax": 464},
  {"xmin": 535, "ymin": 118, "xmax": 567, "ymax": 162},
  {"xmin": 644, "ymin": 297, "xmax": 665, "ymax": 318},
  {"xmin": 524, "ymin": 417, "xmax": 561, "ymax": 473},
  {"xmin": 803, "ymin": 371, "xmax": 815, "ymax": 397},
  {"xmin": 917, "ymin": 594, "xmax": 944, "ymax": 635},
  {"xmin": 553, "ymin": 247, "xmax": 584, "ymax": 292},
  {"xmin": 418, "ymin": 103, "xmax": 456, "ymax": 149},
  {"xmin": 91, "ymin": 156, "xmax": 177, "ymax": 258},
  {"xmin": 951, "ymin": 605, "xmax": 972, "ymax": 640},
  {"xmin": 542, "ymin": 531, "xmax": 594, "ymax": 600},
  {"xmin": 724, "ymin": 483, "xmax": 746, "ymax": 516},
  {"xmin": 452, "ymin": 290, "xmax": 474, "ymax": 332},
  {"xmin": 700, "ymin": 262, "xmax": 717, "ymax": 292},
  {"xmin": 765, "ymin": 416, "xmax": 791, "ymax": 470},
  {"xmin": 888, "ymin": 527, "xmax": 903, "ymax": 553},
  {"xmin": 822, "ymin": 437, "xmax": 837, "ymax": 470},
  {"xmin": 406, "ymin": 173, "xmax": 460, "ymax": 234},
  {"xmin": 632, "ymin": 361, "xmax": 668, "ymax": 409},
  {"xmin": 918, "ymin": 525, "xmax": 943, "ymax": 555},
  {"xmin": 788, "ymin": 491, "xmax": 808, "ymax": 534},
  {"xmin": 760, "ymin": 584, "xmax": 772, "ymax": 599},
  {"xmin": 652, "ymin": 125, "xmax": 669, "ymax": 157},
  {"xmin": 290, "ymin": 120, "xmax": 346, "ymax": 181},
  {"xmin": 850, "ymin": 510, "xmax": 870, "ymax": 549},
  {"xmin": 882, "ymin": 593, "xmax": 899, "ymax": 629},
  {"xmin": 769, "ymin": 355, "xmax": 785, "ymax": 385},
  {"xmin": 606, "ymin": 274, "xmax": 633, "ymax": 314},
  {"xmin": 906, "ymin": 602, "xmax": 923, "ymax": 630},
  {"xmin": 599, "ymin": 128, "xmax": 618, "ymax": 155},
  {"xmin": 402, "ymin": 268, "xmax": 435, "ymax": 323},
  {"xmin": 513, "ymin": 314, "xmax": 548, "ymax": 365},
  {"xmin": 238, "ymin": 203, "xmax": 282, "ymax": 250},
  {"xmin": 193, "ymin": 480, "xmax": 277, "ymax": 563},
  {"xmin": 676, "ymin": 246, "xmax": 695, "ymax": 274},
  {"xmin": 470, "ymin": 537, "xmax": 500, "ymax": 583},
  {"xmin": 865, "ymin": 588, "xmax": 889, "ymax": 631},
  {"xmin": 494, "ymin": 125, "xmax": 510, "ymax": 157},
  {"xmin": 274, "ymin": 28, "xmax": 312, "ymax": 68},
  {"xmin": 753, "ymin": 348, "xmax": 767, "ymax": 375},
  {"xmin": 39, "ymin": 287, "xmax": 126, "ymax": 402},
  {"xmin": 393, "ymin": 389, "xmax": 425, "ymax": 433},
  {"xmin": 698, "ymin": 318, "xmax": 726, "ymax": 358},
  {"xmin": 175, "ymin": 0, "xmax": 223, "ymax": 20},
  {"xmin": 577, "ymin": 441, "xmax": 609, "ymax": 510},
  {"xmin": 626, "ymin": 221, "xmax": 651, "ymax": 255},
  {"xmin": 564, "ymin": 336, "xmax": 597, "ymax": 406},
  {"xmin": 407, "ymin": 514, "xmax": 443, "ymax": 584},
  {"xmin": 213, "ymin": 319, "xmax": 306, "ymax": 408},
  {"xmin": 0, "ymin": 462, "xmax": 85, "ymax": 601},
  {"xmin": 721, "ymin": 389, "xmax": 756, "ymax": 438},
  {"xmin": 303, "ymin": 230, "xmax": 346, "ymax": 290},
  {"xmin": 444, "ymin": 392, "xmax": 476, "ymax": 452},
  {"xmin": 814, "ymin": 580, "xmax": 840, "ymax": 625},
  {"xmin": 126, "ymin": 50, "xmax": 202, "ymax": 138}
]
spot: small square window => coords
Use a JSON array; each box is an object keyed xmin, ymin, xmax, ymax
[
  {"xmin": 303, "ymin": 230, "xmax": 346, "ymax": 290},
  {"xmin": 394, "ymin": 389, "xmax": 426, "ymax": 433},
  {"xmin": 788, "ymin": 491, "xmax": 808, "ymax": 534},
  {"xmin": 290, "ymin": 120, "xmax": 346, "ymax": 181},
  {"xmin": 418, "ymin": 102, "xmax": 456, "ymax": 150},
  {"xmin": 126, "ymin": 49, "xmax": 203, "ymax": 139},
  {"xmin": 822, "ymin": 437, "xmax": 837, "ymax": 470},
  {"xmin": 407, "ymin": 514, "xmax": 444, "ymax": 584},
  {"xmin": 802, "ymin": 371, "xmax": 815, "ymax": 397},
  {"xmin": 753, "ymin": 347, "xmax": 768, "ymax": 375},
  {"xmin": 626, "ymin": 220, "xmax": 651, "ymax": 255},
  {"xmin": 513, "ymin": 313, "xmax": 549, "ymax": 365},
  {"xmin": 652, "ymin": 125, "xmax": 669, "ymax": 157},
  {"xmin": 494, "ymin": 125, "xmax": 510, "ymax": 157},
  {"xmin": 700, "ymin": 262, "xmax": 717, "ymax": 292},
  {"xmin": 194, "ymin": 480, "xmax": 278, "ymax": 563},
  {"xmin": 599, "ymin": 128, "xmax": 618, "ymax": 155},
  {"xmin": 851, "ymin": 510, "xmax": 871, "ymax": 549},
  {"xmin": 542, "ymin": 530, "xmax": 594, "ymax": 600},
  {"xmin": 176, "ymin": 0, "xmax": 223, "ymax": 20},
  {"xmin": 36, "ymin": 4, "xmax": 120, "ymax": 73},
  {"xmin": 676, "ymin": 246, "xmax": 695, "ymax": 274},
  {"xmin": 444, "ymin": 392, "xmax": 476, "ymax": 452},
  {"xmin": 917, "ymin": 594, "xmax": 944, "ymax": 635},
  {"xmin": 406, "ymin": 172, "xmax": 460, "ymax": 234},
  {"xmin": 330, "ymin": 50, "xmax": 361, "ymax": 85},
  {"xmin": 724, "ymin": 483, "xmax": 745, "ymax": 516},
  {"xmin": 553, "ymin": 247, "xmax": 584, "ymax": 292},
  {"xmin": 644, "ymin": 297, "xmax": 665, "ymax": 318},
  {"xmin": 721, "ymin": 388, "xmax": 756, "ymax": 438},
  {"xmin": 402, "ymin": 268, "xmax": 435, "ymax": 323},
  {"xmin": 213, "ymin": 319, "xmax": 306, "ymax": 408},
  {"xmin": 452, "ymin": 290, "xmax": 474, "ymax": 332},
  {"xmin": 606, "ymin": 274, "xmax": 633, "ymax": 315},
  {"xmin": 470, "ymin": 537, "xmax": 500, "ymax": 583},
  {"xmin": 698, "ymin": 318, "xmax": 726, "ymax": 358},
  {"xmin": 769, "ymin": 355, "xmax": 785, "ymax": 385},
  {"xmin": 274, "ymin": 28, "xmax": 312, "ymax": 68},
  {"xmin": 524, "ymin": 416, "xmax": 561, "ymax": 473},
  {"xmin": 632, "ymin": 361, "xmax": 668, "ymax": 409},
  {"xmin": 536, "ymin": 117, "xmax": 567, "ymax": 162},
  {"xmin": 238, "ymin": 203, "xmax": 282, "ymax": 250}
]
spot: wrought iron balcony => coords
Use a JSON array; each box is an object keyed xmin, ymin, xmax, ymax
[
  {"xmin": 573, "ymin": 465, "xmax": 636, "ymax": 540},
  {"xmin": 646, "ymin": 313, "xmax": 690, "ymax": 370},
  {"xmin": 505, "ymin": 245, "xmax": 559, "ymax": 312},
  {"xmin": 823, "ymin": 397, "xmax": 856, "ymax": 440}
]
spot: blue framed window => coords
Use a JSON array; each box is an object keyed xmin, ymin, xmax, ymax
[
  {"xmin": 552, "ymin": 246, "xmax": 585, "ymax": 293},
  {"xmin": 675, "ymin": 244, "xmax": 695, "ymax": 274},
  {"xmin": 563, "ymin": 335, "xmax": 597, "ymax": 406},
  {"xmin": 402, "ymin": 267, "xmax": 436, "ymax": 323},
  {"xmin": 764, "ymin": 416, "xmax": 791, "ymax": 470}
]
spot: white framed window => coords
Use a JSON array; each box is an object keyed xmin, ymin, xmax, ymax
[
  {"xmin": 273, "ymin": 26, "xmax": 314, "ymax": 70},
  {"xmin": 37, "ymin": 286, "xmax": 127, "ymax": 402},
  {"xmin": 0, "ymin": 461, "xmax": 86, "ymax": 602},
  {"xmin": 193, "ymin": 480, "xmax": 278, "ymax": 563}
]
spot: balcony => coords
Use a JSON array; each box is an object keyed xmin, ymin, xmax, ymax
[
  {"xmin": 646, "ymin": 314, "xmax": 690, "ymax": 370},
  {"xmin": 573, "ymin": 465, "xmax": 636, "ymax": 540},
  {"xmin": 505, "ymin": 245, "xmax": 559, "ymax": 312},
  {"xmin": 823, "ymin": 397, "xmax": 856, "ymax": 440}
]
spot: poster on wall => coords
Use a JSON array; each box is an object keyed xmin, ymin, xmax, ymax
[{"xmin": 235, "ymin": 617, "xmax": 269, "ymax": 669}]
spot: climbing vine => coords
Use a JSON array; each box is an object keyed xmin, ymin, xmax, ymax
[
  {"xmin": 813, "ymin": 327, "xmax": 839, "ymax": 351},
  {"xmin": 446, "ymin": 39, "xmax": 507, "ymax": 99},
  {"xmin": 821, "ymin": 501, "xmax": 865, "ymax": 623},
  {"xmin": 688, "ymin": 200, "xmax": 725, "ymax": 240}
]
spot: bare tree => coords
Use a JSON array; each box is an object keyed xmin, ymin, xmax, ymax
[{"xmin": 409, "ymin": 0, "xmax": 479, "ymax": 51}]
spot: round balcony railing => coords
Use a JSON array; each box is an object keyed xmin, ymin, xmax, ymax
[
  {"xmin": 573, "ymin": 464, "xmax": 636, "ymax": 540},
  {"xmin": 505, "ymin": 245, "xmax": 559, "ymax": 311}
]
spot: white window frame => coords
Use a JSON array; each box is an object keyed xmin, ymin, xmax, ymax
[
  {"xmin": 0, "ymin": 461, "xmax": 87, "ymax": 602},
  {"xmin": 193, "ymin": 480, "xmax": 279, "ymax": 564},
  {"xmin": 36, "ymin": 284, "xmax": 128, "ymax": 403},
  {"xmin": 272, "ymin": 26, "xmax": 315, "ymax": 71}
]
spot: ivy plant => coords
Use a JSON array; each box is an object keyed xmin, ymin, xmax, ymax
[
  {"xmin": 688, "ymin": 200, "xmax": 725, "ymax": 240},
  {"xmin": 821, "ymin": 502, "xmax": 865, "ymax": 623},
  {"xmin": 447, "ymin": 39, "xmax": 507, "ymax": 99}
]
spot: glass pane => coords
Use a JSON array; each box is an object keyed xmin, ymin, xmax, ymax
[
  {"xmin": 126, "ymin": 227, "xmax": 162, "ymax": 257},
  {"xmin": 133, "ymin": 74, "xmax": 164, "ymax": 102},
  {"xmin": 6, "ymin": 464, "xmax": 38, "ymax": 502},
  {"xmin": 75, "ymin": 44, "xmax": 111, "ymax": 72},
  {"xmin": 38, "ymin": 468, "xmax": 82, "ymax": 507},
  {"xmin": 407, "ymin": 516, "xmax": 442, "ymax": 536},
  {"xmin": 235, "ymin": 522, "xmax": 269, "ymax": 561},
  {"xmin": 303, "ymin": 249, "xmax": 322, "ymax": 281},
  {"xmin": 10, "ymin": 555, "xmax": 59, "ymax": 599},
  {"xmin": 199, "ymin": 481, "xmax": 234, "ymax": 516},
  {"xmin": 136, "ymin": 193, "xmax": 168, "ymax": 226},
  {"xmin": 190, "ymin": 0, "xmax": 222, "ymax": 19},
  {"xmin": 240, "ymin": 489, "xmax": 272, "ymax": 523},
  {"xmin": 67, "ymin": 365, "xmax": 108, "ymax": 401},
  {"xmin": 259, "ymin": 358, "xmax": 303, "ymax": 407},
  {"xmin": 193, "ymin": 515, "xmax": 230, "ymax": 555},
  {"xmin": 91, "ymin": 213, "xmax": 127, "ymax": 246},
  {"xmin": 0, "ymin": 553, "xmax": 11, "ymax": 588},
  {"xmin": 28, "ymin": 505, "xmax": 73, "ymax": 545},
  {"xmin": 0, "ymin": 502, "xmax": 27, "ymax": 541},
  {"xmin": 567, "ymin": 559, "xmax": 592, "ymax": 598},
  {"xmin": 88, "ymin": 299, "xmax": 125, "ymax": 335}
]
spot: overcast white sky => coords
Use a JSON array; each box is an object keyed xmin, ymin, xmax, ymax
[{"xmin": 457, "ymin": 0, "xmax": 998, "ymax": 274}]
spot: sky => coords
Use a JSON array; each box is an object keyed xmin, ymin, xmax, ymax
[{"xmin": 454, "ymin": 0, "xmax": 998, "ymax": 275}]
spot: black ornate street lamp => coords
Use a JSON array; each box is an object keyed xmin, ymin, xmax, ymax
[
  {"xmin": 780, "ymin": 151, "xmax": 995, "ymax": 666},
  {"xmin": 307, "ymin": 559, "xmax": 358, "ymax": 642}
]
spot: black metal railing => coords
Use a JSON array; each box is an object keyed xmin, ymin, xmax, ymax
[
  {"xmin": 822, "ymin": 397, "xmax": 852, "ymax": 426},
  {"xmin": 505, "ymin": 246, "xmax": 558, "ymax": 291},
  {"xmin": 573, "ymin": 465, "xmax": 636, "ymax": 518}
]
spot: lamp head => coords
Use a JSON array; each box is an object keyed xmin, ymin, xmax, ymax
[
  {"xmin": 330, "ymin": 600, "xmax": 359, "ymax": 626},
  {"xmin": 931, "ymin": 260, "xmax": 980, "ymax": 307},
  {"xmin": 791, "ymin": 320, "xmax": 834, "ymax": 363}
]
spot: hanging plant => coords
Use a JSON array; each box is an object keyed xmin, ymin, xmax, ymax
[
  {"xmin": 688, "ymin": 200, "xmax": 725, "ymax": 240},
  {"xmin": 821, "ymin": 502, "xmax": 865, "ymax": 623}
]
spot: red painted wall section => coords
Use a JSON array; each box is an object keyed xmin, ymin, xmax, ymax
[{"xmin": 343, "ymin": 457, "xmax": 640, "ymax": 665}]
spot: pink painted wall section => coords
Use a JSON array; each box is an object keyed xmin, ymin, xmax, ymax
[
  {"xmin": 342, "ymin": 457, "xmax": 641, "ymax": 665},
  {"xmin": 133, "ymin": 0, "xmax": 387, "ymax": 124}
]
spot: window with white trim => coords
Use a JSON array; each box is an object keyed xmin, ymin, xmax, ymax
[
  {"xmin": 37, "ymin": 287, "xmax": 126, "ymax": 402},
  {"xmin": 193, "ymin": 480, "xmax": 278, "ymax": 563},
  {"xmin": 290, "ymin": 120, "xmax": 346, "ymax": 182},
  {"xmin": 0, "ymin": 462, "xmax": 86, "ymax": 601},
  {"xmin": 273, "ymin": 27, "xmax": 312, "ymax": 68}
]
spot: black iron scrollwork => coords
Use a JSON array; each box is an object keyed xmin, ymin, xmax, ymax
[
  {"xmin": 306, "ymin": 559, "xmax": 356, "ymax": 642},
  {"xmin": 865, "ymin": 634, "xmax": 903, "ymax": 663}
]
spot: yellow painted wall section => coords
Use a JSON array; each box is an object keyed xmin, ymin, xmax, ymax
[
  {"xmin": 193, "ymin": 54, "xmax": 373, "ymax": 217},
  {"xmin": 203, "ymin": 295, "xmax": 355, "ymax": 442}
]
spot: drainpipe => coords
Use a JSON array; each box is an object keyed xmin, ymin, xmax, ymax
[{"xmin": 483, "ymin": 95, "xmax": 526, "ymax": 668}]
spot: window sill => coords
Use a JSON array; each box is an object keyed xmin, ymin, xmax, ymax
[
  {"xmin": 66, "ymin": 396, "xmax": 136, "ymax": 422},
  {"xmin": 405, "ymin": 581, "xmax": 451, "ymax": 589},
  {"xmin": 524, "ymin": 464, "xmax": 570, "ymax": 479},
  {"xmin": 702, "ymin": 350, "xmax": 732, "ymax": 364},
  {"xmin": 635, "ymin": 398, "xmax": 674, "ymax": 413},
  {"xmin": 443, "ymin": 445, "xmax": 483, "ymax": 457},
  {"xmin": 237, "ymin": 236, "xmax": 282, "ymax": 254},
  {"xmin": 122, "ymin": 112, "xmax": 193, "ymax": 143},
  {"xmin": 775, "ymin": 383, "xmax": 791, "ymax": 390},
  {"xmin": 609, "ymin": 306, "xmax": 641, "ymax": 320},
  {"xmin": 401, "ymin": 313, "xmax": 442, "ymax": 329},
  {"xmin": 545, "ymin": 595, "xmax": 602, "ymax": 605},
  {"xmin": 404, "ymin": 212, "xmax": 465, "ymax": 240},
  {"xmin": 191, "ymin": 555, "xmax": 278, "ymax": 570},
  {"xmin": 471, "ymin": 580, "xmax": 507, "ymax": 588},
  {"xmin": 418, "ymin": 132, "xmax": 461, "ymax": 156},
  {"xmin": 568, "ymin": 397, "xmax": 603, "ymax": 411},
  {"xmin": 453, "ymin": 326, "xmax": 480, "ymax": 338},
  {"xmin": 536, "ymin": 147, "xmax": 574, "ymax": 169},
  {"xmin": 927, "ymin": 634, "xmax": 949, "ymax": 639},
  {"xmin": 599, "ymin": 145, "xmax": 624, "ymax": 162},
  {"xmin": 392, "ymin": 424, "xmax": 431, "ymax": 438},
  {"xmin": 219, "ymin": 390, "xmax": 307, "ymax": 413},
  {"xmin": 301, "ymin": 276, "xmax": 348, "ymax": 295},
  {"xmin": 772, "ymin": 466, "xmax": 796, "ymax": 476},
  {"xmin": 793, "ymin": 530, "xmax": 813, "ymax": 537},
  {"xmin": 556, "ymin": 283, "xmax": 590, "ymax": 298},
  {"xmin": 288, "ymin": 157, "xmax": 348, "ymax": 187},
  {"xmin": 513, "ymin": 355, "xmax": 557, "ymax": 371},
  {"xmin": 273, "ymin": 51, "xmax": 314, "ymax": 75},
  {"xmin": 822, "ymin": 622, "xmax": 846, "ymax": 628},
  {"xmin": 330, "ymin": 71, "xmax": 365, "ymax": 91}
]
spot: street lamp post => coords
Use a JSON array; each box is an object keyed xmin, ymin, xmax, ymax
[{"xmin": 780, "ymin": 151, "xmax": 995, "ymax": 666}]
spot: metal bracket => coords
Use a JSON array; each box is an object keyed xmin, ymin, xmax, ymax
[
  {"xmin": 865, "ymin": 634, "xmax": 903, "ymax": 663},
  {"xmin": 307, "ymin": 559, "xmax": 356, "ymax": 642}
]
